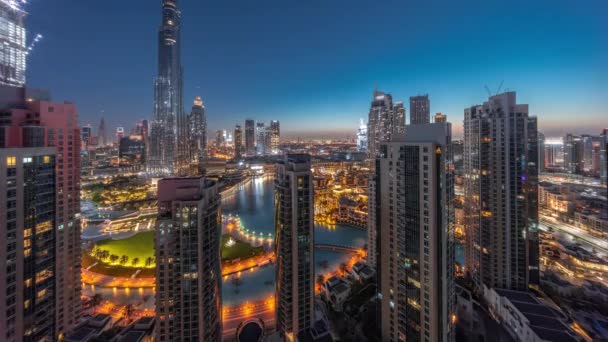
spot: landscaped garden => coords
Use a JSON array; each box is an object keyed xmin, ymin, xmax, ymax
[{"xmin": 221, "ymin": 234, "xmax": 265, "ymax": 262}]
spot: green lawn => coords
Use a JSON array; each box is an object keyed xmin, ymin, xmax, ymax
[
  {"xmin": 95, "ymin": 231, "xmax": 155, "ymax": 268},
  {"xmin": 221, "ymin": 234, "xmax": 265, "ymax": 261}
]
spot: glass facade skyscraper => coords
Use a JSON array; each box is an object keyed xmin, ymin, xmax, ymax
[
  {"xmin": 0, "ymin": 1, "xmax": 27, "ymax": 87},
  {"xmin": 149, "ymin": 0, "xmax": 184, "ymax": 174}
]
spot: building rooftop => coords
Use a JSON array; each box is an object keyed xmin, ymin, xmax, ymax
[{"xmin": 494, "ymin": 289, "xmax": 579, "ymax": 342}]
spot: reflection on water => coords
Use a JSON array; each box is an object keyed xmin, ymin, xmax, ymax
[{"xmin": 87, "ymin": 176, "xmax": 367, "ymax": 307}]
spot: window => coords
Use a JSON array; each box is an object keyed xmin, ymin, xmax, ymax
[{"xmin": 6, "ymin": 156, "xmax": 16, "ymax": 166}]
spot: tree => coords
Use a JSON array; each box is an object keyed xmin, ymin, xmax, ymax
[
  {"xmin": 109, "ymin": 255, "xmax": 119, "ymax": 263},
  {"xmin": 132, "ymin": 258, "xmax": 140, "ymax": 267},
  {"xmin": 145, "ymin": 257, "xmax": 153, "ymax": 267},
  {"xmin": 90, "ymin": 294, "xmax": 102, "ymax": 309},
  {"xmin": 120, "ymin": 255, "xmax": 129, "ymax": 265},
  {"xmin": 340, "ymin": 262, "xmax": 348, "ymax": 275},
  {"xmin": 123, "ymin": 304, "xmax": 134, "ymax": 322}
]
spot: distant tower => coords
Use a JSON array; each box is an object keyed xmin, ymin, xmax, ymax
[
  {"xmin": 434, "ymin": 112, "xmax": 447, "ymax": 123},
  {"xmin": 245, "ymin": 119, "xmax": 255, "ymax": 156},
  {"xmin": 0, "ymin": 1, "xmax": 27, "ymax": 87},
  {"xmin": 98, "ymin": 117, "xmax": 106, "ymax": 146},
  {"xmin": 275, "ymin": 154, "xmax": 315, "ymax": 340},
  {"xmin": 410, "ymin": 95, "xmax": 430, "ymax": 125},
  {"xmin": 269, "ymin": 120, "xmax": 280, "ymax": 154},
  {"xmin": 155, "ymin": 177, "xmax": 222, "ymax": 341},
  {"xmin": 234, "ymin": 124, "xmax": 243, "ymax": 158},
  {"xmin": 188, "ymin": 96, "xmax": 207, "ymax": 166},
  {"xmin": 367, "ymin": 90, "xmax": 406, "ymax": 159},
  {"xmin": 464, "ymin": 92, "xmax": 539, "ymax": 290},
  {"xmin": 256, "ymin": 122, "xmax": 266, "ymax": 155},
  {"xmin": 356, "ymin": 118, "xmax": 368, "ymax": 152},
  {"xmin": 115, "ymin": 126, "xmax": 125, "ymax": 142},
  {"xmin": 601, "ymin": 129, "xmax": 608, "ymax": 185},
  {"xmin": 149, "ymin": 0, "xmax": 184, "ymax": 174}
]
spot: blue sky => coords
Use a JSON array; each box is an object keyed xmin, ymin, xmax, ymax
[{"xmin": 27, "ymin": 0, "xmax": 607, "ymax": 138}]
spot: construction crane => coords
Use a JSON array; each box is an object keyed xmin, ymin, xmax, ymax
[{"xmin": 484, "ymin": 80, "xmax": 505, "ymax": 97}]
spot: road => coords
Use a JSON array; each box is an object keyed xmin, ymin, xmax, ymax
[
  {"xmin": 222, "ymin": 299, "xmax": 275, "ymax": 340},
  {"xmin": 539, "ymin": 215, "xmax": 608, "ymax": 253}
]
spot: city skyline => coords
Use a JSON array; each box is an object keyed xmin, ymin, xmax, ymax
[{"xmin": 25, "ymin": 0, "xmax": 607, "ymax": 138}]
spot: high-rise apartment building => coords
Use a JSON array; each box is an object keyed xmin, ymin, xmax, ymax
[
  {"xmin": 256, "ymin": 121, "xmax": 266, "ymax": 155},
  {"xmin": 98, "ymin": 117, "xmax": 106, "ymax": 147},
  {"xmin": 245, "ymin": 119, "xmax": 255, "ymax": 156},
  {"xmin": 367, "ymin": 90, "xmax": 406, "ymax": 158},
  {"xmin": 464, "ymin": 92, "xmax": 539, "ymax": 291},
  {"xmin": 1, "ymin": 147, "xmax": 56, "ymax": 342},
  {"xmin": 1, "ymin": 99, "xmax": 83, "ymax": 338},
  {"xmin": 376, "ymin": 124, "xmax": 455, "ymax": 342},
  {"xmin": 538, "ymin": 132, "xmax": 545, "ymax": 173},
  {"xmin": 149, "ymin": 0, "xmax": 184, "ymax": 174},
  {"xmin": 601, "ymin": 129, "xmax": 607, "ymax": 185},
  {"xmin": 410, "ymin": 95, "xmax": 430, "ymax": 125},
  {"xmin": 357, "ymin": 118, "xmax": 368, "ymax": 152},
  {"xmin": 275, "ymin": 154, "xmax": 315, "ymax": 340},
  {"xmin": 0, "ymin": 1, "xmax": 27, "ymax": 87},
  {"xmin": 269, "ymin": 120, "xmax": 280, "ymax": 154},
  {"xmin": 234, "ymin": 124, "xmax": 243, "ymax": 158},
  {"xmin": 188, "ymin": 96, "xmax": 207, "ymax": 168},
  {"xmin": 81, "ymin": 125, "xmax": 92, "ymax": 146},
  {"xmin": 155, "ymin": 177, "xmax": 222, "ymax": 341}
]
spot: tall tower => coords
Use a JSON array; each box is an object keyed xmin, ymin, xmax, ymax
[
  {"xmin": 410, "ymin": 95, "xmax": 430, "ymax": 125},
  {"xmin": 149, "ymin": 0, "xmax": 184, "ymax": 174},
  {"xmin": 376, "ymin": 124, "xmax": 455, "ymax": 342},
  {"xmin": 269, "ymin": 120, "xmax": 280, "ymax": 154},
  {"xmin": 1, "ymin": 148, "xmax": 57, "ymax": 342},
  {"xmin": 367, "ymin": 90, "xmax": 406, "ymax": 159},
  {"xmin": 245, "ymin": 119, "xmax": 255, "ymax": 156},
  {"xmin": 98, "ymin": 117, "xmax": 106, "ymax": 146},
  {"xmin": 155, "ymin": 177, "xmax": 222, "ymax": 341},
  {"xmin": 234, "ymin": 124, "xmax": 243, "ymax": 159},
  {"xmin": 601, "ymin": 129, "xmax": 608, "ymax": 185},
  {"xmin": 275, "ymin": 154, "xmax": 315, "ymax": 340},
  {"xmin": 188, "ymin": 96, "xmax": 207, "ymax": 168},
  {"xmin": 0, "ymin": 0, "xmax": 27, "ymax": 87},
  {"xmin": 464, "ymin": 92, "xmax": 539, "ymax": 291}
]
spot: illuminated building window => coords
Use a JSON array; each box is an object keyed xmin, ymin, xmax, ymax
[
  {"xmin": 6, "ymin": 156, "xmax": 16, "ymax": 166},
  {"xmin": 43, "ymin": 155, "xmax": 51, "ymax": 164}
]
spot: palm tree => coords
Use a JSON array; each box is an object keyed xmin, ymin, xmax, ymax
[
  {"xmin": 123, "ymin": 304, "xmax": 134, "ymax": 322},
  {"xmin": 131, "ymin": 258, "xmax": 139, "ymax": 267},
  {"xmin": 90, "ymin": 294, "xmax": 102, "ymax": 309},
  {"xmin": 109, "ymin": 255, "xmax": 119, "ymax": 264},
  {"xmin": 120, "ymin": 255, "xmax": 129, "ymax": 265},
  {"xmin": 145, "ymin": 257, "xmax": 153, "ymax": 267}
]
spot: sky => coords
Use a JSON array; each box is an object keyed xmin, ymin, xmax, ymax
[{"xmin": 26, "ymin": 0, "xmax": 607, "ymax": 139}]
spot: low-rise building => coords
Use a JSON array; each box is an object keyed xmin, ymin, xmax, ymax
[
  {"xmin": 112, "ymin": 317, "xmax": 155, "ymax": 342},
  {"xmin": 64, "ymin": 314, "xmax": 112, "ymax": 342},
  {"xmin": 337, "ymin": 197, "xmax": 367, "ymax": 228},
  {"xmin": 484, "ymin": 287, "xmax": 581, "ymax": 342},
  {"xmin": 574, "ymin": 211, "xmax": 608, "ymax": 234},
  {"xmin": 322, "ymin": 276, "xmax": 351, "ymax": 312},
  {"xmin": 349, "ymin": 261, "xmax": 375, "ymax": 282}
]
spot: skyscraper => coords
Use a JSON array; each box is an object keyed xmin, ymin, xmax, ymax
[
  {"xmin": 234, "ymin": 124, "xmax": 243, "ymax": 158},
  {"xmin": 148, "ymin": 0, "xmax": 184, "ymax": 174},
  {"xmin": 376, "ymin": 123, "xmax": 455, "ymax": 342},
  {"xmin": 464, "ymin": 92, "xmax": 539, "ymax": 291},
  {"xmin": 601, "ymin": 129, "xmax": 607, "ymax": 185},
  {"xmin": 256, "ymin": 121, "xmax": 266, "ymax": 155},
  {"xmin": 245, "ymin": 119, "xmax": 255, "ymax": 156},
  {"xmin": 367, "ymin": 90, "xmax": 406, "ymax": 158},
  {"xmin": 357, "ymin": 118, "xmax": 368, "ymax": 152},
  {"xmin": 538, "ymin": 132, "xmax": 546, "ymax": 173},
  {"xmin": 275, "ymin": 154, "xmax": 314, "ymax": 340},
  {"xmin": 188, "ymin": 96, "xmax": 207, "ymax": 167},
  {"xmin": 0, "ymin": 0, "xmax": 27, "ymax": 87},
  {"xmin": 1, "ymin": 147, "xmax": 56, "ymax": 342},
  {"xmin": 98, "ymin": 116, "xmax": 106, "ymax": 146},
  {"xmin": 410, "ymin": 95, "xmax": 430, "ymax": 125},
  {"xmin": 269, "ymin": 120, "xmax": 280, "ymax": 154},
  {"xmin": 563, "ymin": 134, "xmax": 583, "ymax": 174},
  {"xmin": 155, "ymin": 177, "xmax": 222, "ymax": 341}
]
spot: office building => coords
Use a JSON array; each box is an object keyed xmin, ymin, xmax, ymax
[
  {"xmin": 245, "ymin": 119, "xmax": 255, "ymax": 156},
  {"xmin": 376, "ymin": 123, "xmax": 455, "ymax": 342},
  {"xmin": 464, "ymin": 92, "xmax": 539, "ymax": 291},
  {"xmin": 563, "ymin": 134, "xmax": 583, "ymax": 174},
  {"xmin": 81, "ymin": 125, "xmax": 92, "ymax": 146},
  {"xmin": 1, "ymin": 147, "xmax": 56, "ymax": 342},
  {"xmin": 148, "ymin": 0, "xmax": 184, "ymax": 174},
  {"xmin": 256, "ymin": 121, "xmax": 266, "ymax": 155},
  {"xmin": 215, "ymin": 129, "xmax": 224, "ymax": 147},
  {"xmin": 410, "ymin": 95, "xmax": 430, "ymax": 125},
  {"xmin": 275, "ymin": 154, "xmax": 315, "ymax": 340},
  {"xmin": 0, "ymin": 0, "xmax": 27, "ymax": 87},
  {"xmin": 367, "ymin": 90, "xmax": 406, "ymax": 158},
  {"xmin": 538, "ymin": 132, "xmax": 545, "ymax": 173},
  {"xmin": 234, "ymin": 124, "xmax": 243, "ymax": 159},
  {"xmin": 155, "ymin": 177, "xmax": 222, "ymax": 341},
  {"xmin": 119, "ymin": 135, "xmax": 145, "ymax": 165},
  {"xmin": 270, "ymin": 120, "xmax": 280, "ymax": 154},
  {"xmin": 188, "ymin": 96, "xmax": 207, "ymax": 167}
]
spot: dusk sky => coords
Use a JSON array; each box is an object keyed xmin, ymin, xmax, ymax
[{"xmin": 27, "ymin": 0, "xmax": 607, "ymax": 139}]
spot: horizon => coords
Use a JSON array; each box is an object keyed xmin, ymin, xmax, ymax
[{"xmin": 26, "ymin": 0, "xmax": 607, "ymax": 138}]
